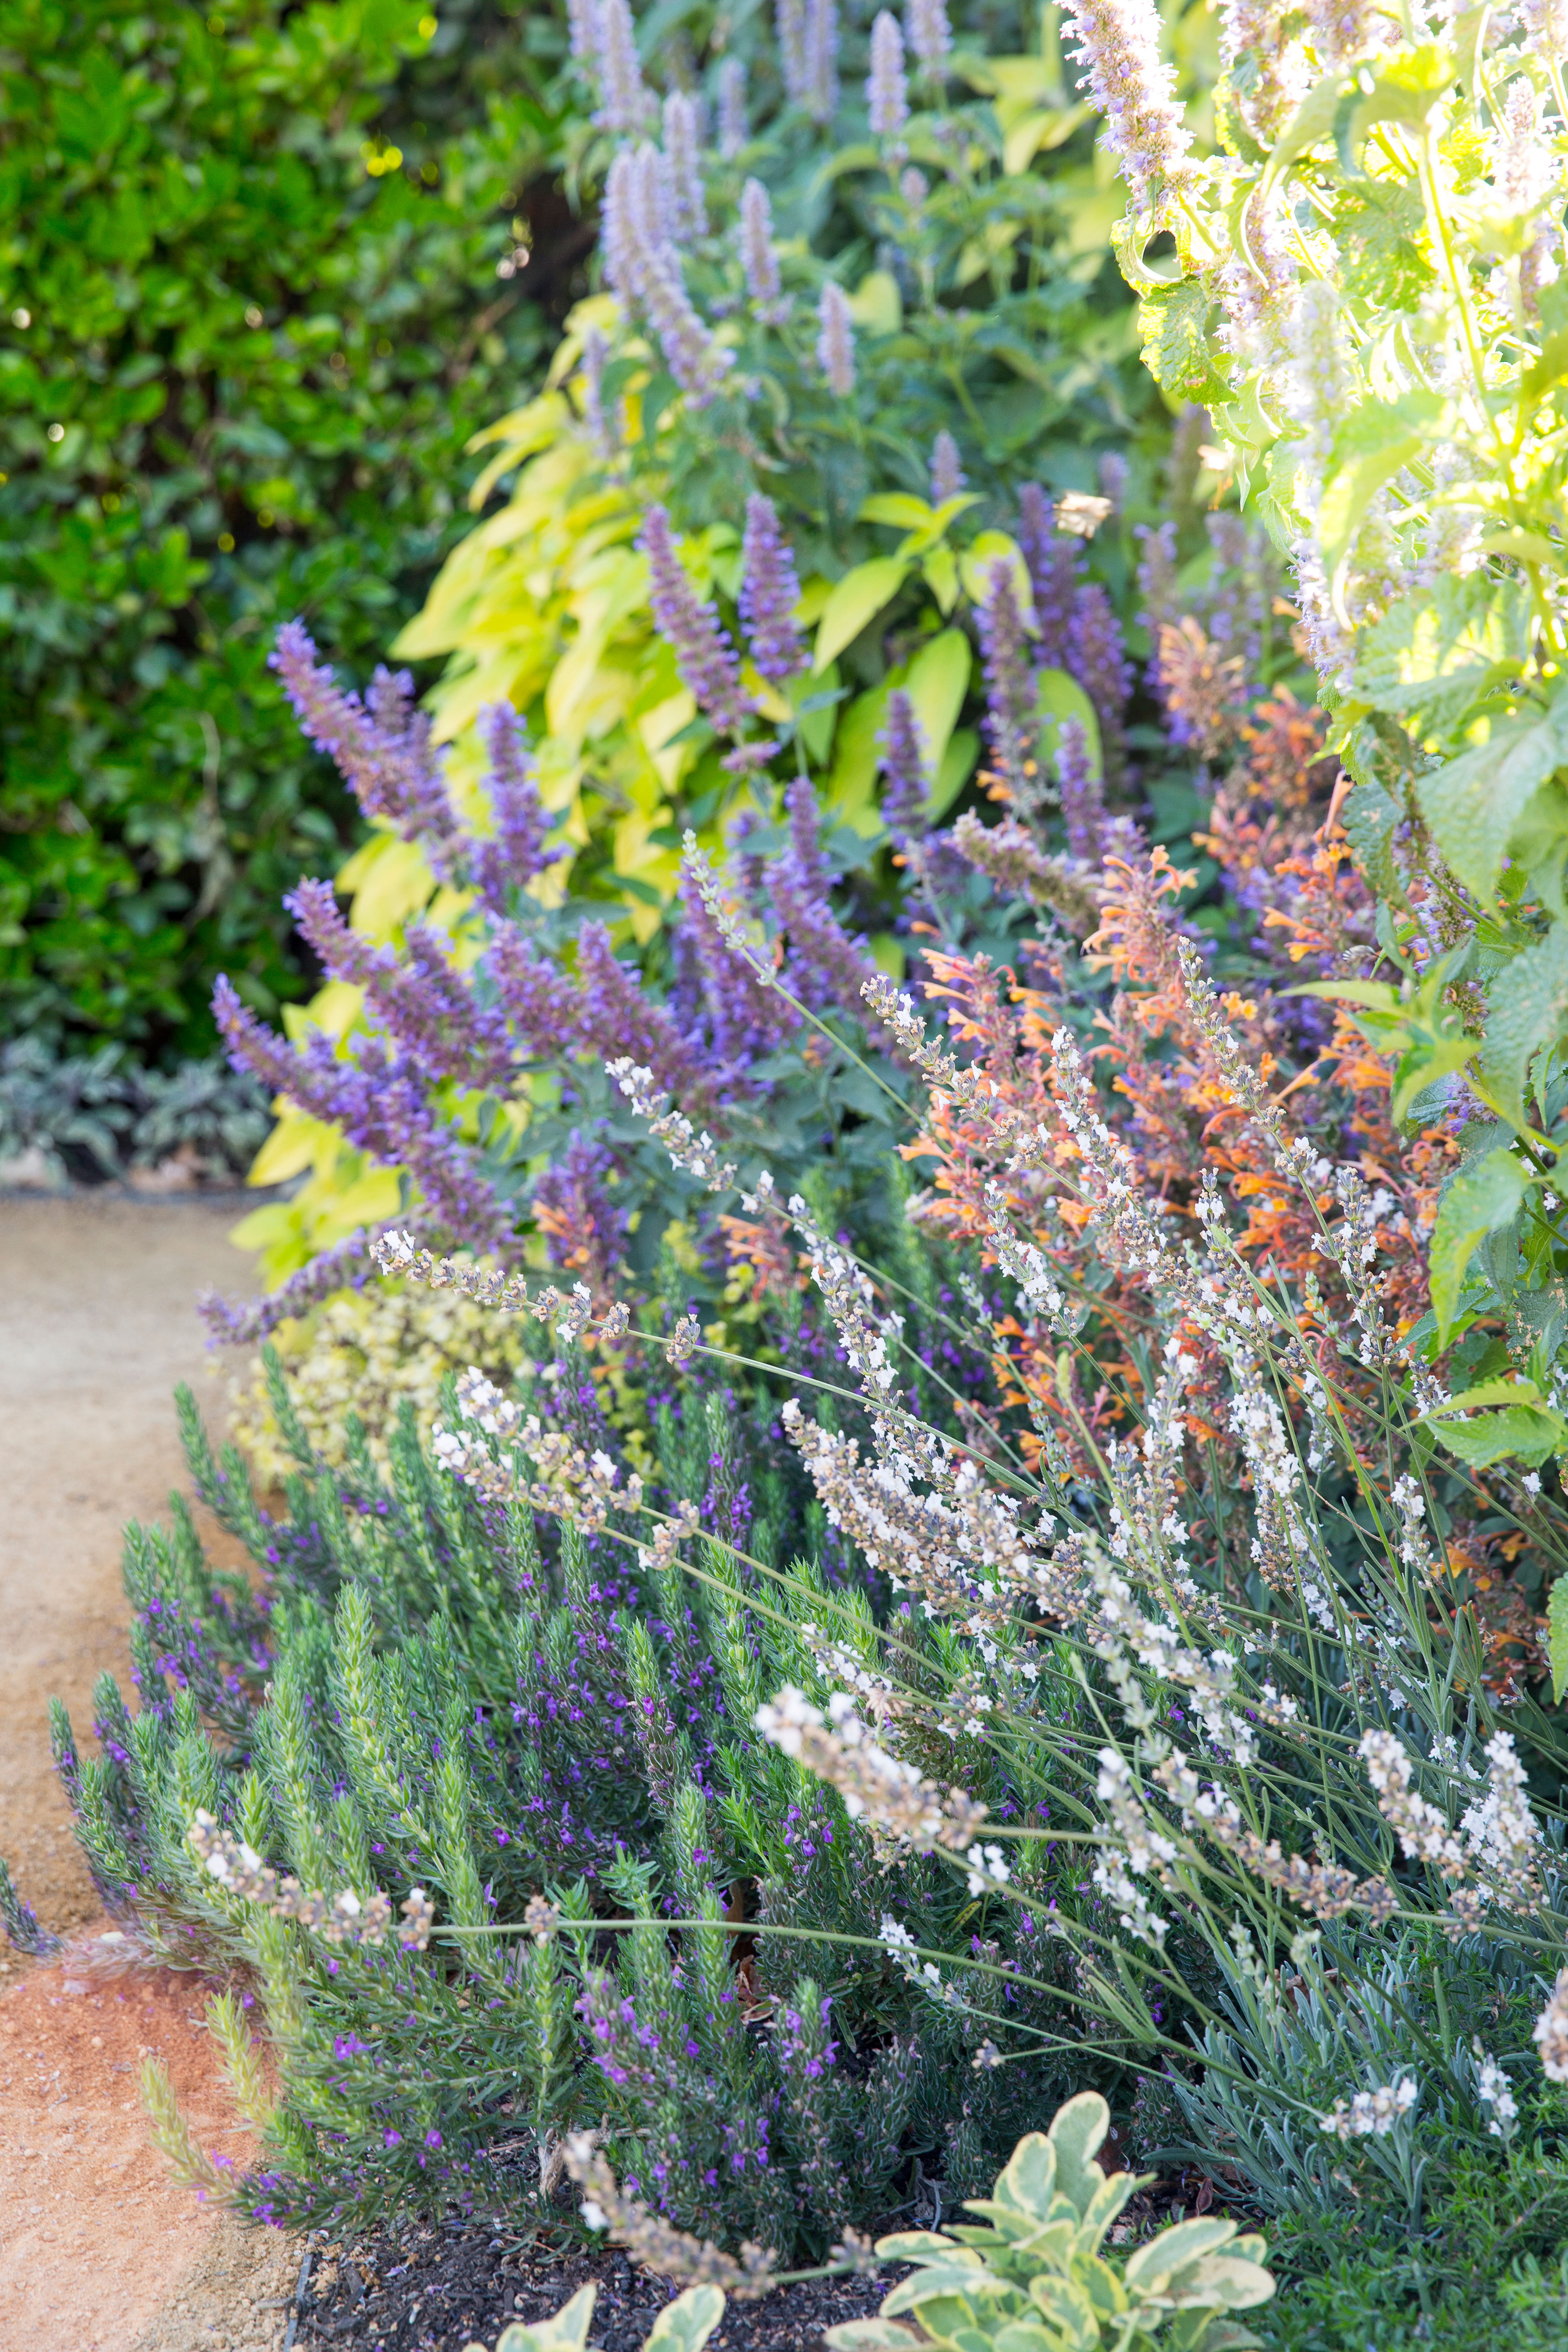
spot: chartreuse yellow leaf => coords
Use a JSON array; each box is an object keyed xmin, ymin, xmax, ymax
[
  {"xmin": 814, "ymin": 558, "xmax": 911, "ymax": 671},
  {"xmin": 245, "ymin": 1107, "xmax": 333, "ymax": 1190},
  {"xmin": 343, "ymin": 834, "xmax": 439, "ymax": 942},
  {"xmin": 281, "ymin": 980, "xmax": 363, "ymax": 1046},
  {"xmin": 905, "ymin": 630, "xmax": 971, "ymax": 785},
  {"xmin": 849, "ymin": 268, "xmax": 902, "ymax": 333},
  {"xmin": 931, "ymin": 727, "xmax": 980, "ymax": 818}
]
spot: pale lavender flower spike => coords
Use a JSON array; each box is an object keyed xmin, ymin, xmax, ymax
[
  {"xmin": 739, "ymin": 177, "xmax": 785, "ymax": 317},
  {"xmin": 662, "ymin": 91, "xmax": 707, "ymax": 243},
  {"xmin": 716, "ymin": 57, "xmax": 748, "ymax": 155},
  {"xmin": 739, "ymin": 494, "xmax": 807, "ymax": 683},
  {"xmin": 600, "ymin": 148, "xmax": 644, "ymax": 304},
  {"xmin": 568, "ymin": 0, "xmax": 601, "ymax": 64},
  {"xmin": 777, "ymin": 0, "xmax": 811, "ymax": 103},
  {"xmin": 816, "ymin": 280, "xmax": 856, "ymax": 395},
  {"xmin": 595, "ymin": 0, "xmax": 650, "ymax": 132},
  {"xmin": 930, "ymin": 429, "xmax": 965, "ymax": 503},
  {"xmin": 640, "ymin": 505, "xmax": 754, "ymax": 736},
  {"xmin": 1059, "ymin": 0, "xmax": 1192, "ymax": 213},
  {"xmin": 805, "ymin": 0, "xmax": 838, "ymax": 122},
  {"xmin": 905, "ymin": 0, "xmax": 951, "ymax": 75},
  {"xmin": 867, "ymin": 10, "xmax": 908, "ymax": 138},
  {"xmin": 581, "ymin": 323, "xmax": 615, "ymax": 453},
  {"xmin": 642, "ymin": 250, "xmax": 733, "ymax": 404}
]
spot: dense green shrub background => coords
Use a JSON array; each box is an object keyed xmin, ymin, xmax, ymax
[{"xmin": 0, "ymin": 0, "xmax": 575, "ymax": 1055}]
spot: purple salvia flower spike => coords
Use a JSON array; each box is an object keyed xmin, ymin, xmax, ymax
[
  {"xmin": 483, "ymin": 925, "xmax": 588, "ymax": 1059},
  {"xmin": 1060, "ymin": 0, "xmax": 1193, "ymax": 215},
  {"xmin": 642, "ymin": 250, "xmax": 732, "ymax": 406},
  {"xmin": 285, "ymin": 879, "xmax": 512, "ymax": 1089},
  {"xmin": 270, "ymin": 623, "xmax": 458, "ymax": 853},
  {"xmin": 576, "ymin": 922, "xmax": 725, "ymax": 1119},
  {"xmin": 739, "ymin": 495, "xmax": 806, "ymax": 683},
  {"xmin": 601, "ymin": 148, "xmax": 645, "ymax": 306},
  {"xmin": 816, "ymin": 281, "xmax": 855, "ymax": 395},
  {"xmin": 781, "ymin": 774, "xmax": 833, "ymax": 902},
  {"xmin": 1015, "ymin": 483, "xmax": 1082, "ymax": 672},
  {"xmin": 867, "ymin": 10, "xmax": 907, "ymax": 138},
  {"xmin": 200, "ymin": 1229, "xmax": 390, "ymax": 1347},
  {"xmin": 472, "ymin": 702, "xmax": 553, "ymax": 912},
  {"xmin": 1065, "ymin": 581, "xmax": 1130, "ymax": 778},
  {"xmin": 976, "ymin": 560, "xmax": 1039, "ymax": 802},
  {"xmin": 878, "ymin": 688, "xmax": 930, "ymax": 840},
  {"xmin": 716, "ymin": 58, "xmax": 748, "ymax": 155},
  {"xmin": 594, "ymin": 0, "xmax": 650, "ymax": 132},
  {"xmin": 905, "ymin": 0, "xmax": 950, "ymax": 77},
  {"xmin": 662, "ymin": 91, "xmax": 707, "ymax": 242},
  {"xmin": 929, "ymin": 429, "xmax": 965, "ymax": 505},
  {"xmin": 640, "ymin": 506, "xmax": 754, "ymax": 736},
  {"xmin": 1056, "ymin": 714, "xmax": 1107, "ymax": 864}
]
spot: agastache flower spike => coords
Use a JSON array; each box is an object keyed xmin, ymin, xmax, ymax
[
  {"xmin": 641, "ymin": 506, "xmax": 753, "ymax": 736},
  {"xmin": 594, "ymin": 0, "xmax": 650, "ymax": 131},
  {"xmin": 580, "ymin": 322, "xmax": 616, "ymax": 455},
  {"xmin": 716, "ymin": 58, "xmax": 748, "ymax": 155},
  {"xmin": 1016, "ymin": 483, "xmax": 1082, "ymax": 670},
  {"xmin": 270, "ymin": 623, "xmax": 458, "ymax": 852},
  {"xmin": 816, "ymin": 281, "xmax": 856, "ymax": 395},
  {"xmin": 1059, "ymin": 0, "xmax": 1193, "ymax": 215},
  {"xmin": 471, "ymin": 702, "xmax": 553, "ymax": 912},
  {"xmin": 739, "ymin": 178, "xmax": 786, "ymax": 318},
  {"xmin": 568, "ymin": 0, "xmax": 601, "ymax": 64},
  {"xmin": 929, "ymin": 430, "xmax": 965, "ymax": 504},
  {"xmin": 867, "ymin": 10, "xmax": 908, "ymax": 139},
  {"xmin": 777, "ymin": 0, "xmax": 811, "ymax": 103},
  {"xmin": 905, "ymin": 0, "xmax": 951, "ymax": 76},
  {"xmin": 977, "ymin": 561, "xmax": 1038, "ymax": 805},
  {"xmin": 1066, "ymin": 582, "xmax": 1130, "ymax": 778},
  {"xmin": 878, "ymin": 689, "xmax": 930, "ymax": 840},
  {"xmin": 805, "ymin": 0, "xmax": 838, "ymax": 123},
  {"xmin": 600, "ymin": 148, "xmax": 645, "ymax": 304},
  {"xmin": 738, "ymin": 495, "xmax": 806, "ymax": 683},
  {"xmin": 641, "ymin": 249, "xmax": 733, "ymax": 405},
  {"xmin": 1056, "ymin": 714, "xmax": 1106, "ymax": 864},
  {"xmin": 662, "ymin": 91, "xmax": 707, "ymax": 242}
]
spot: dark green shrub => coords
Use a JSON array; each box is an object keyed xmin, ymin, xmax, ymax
[{"xmin": 0, "ymin": 0, "xmax": 567, "ymax": 1054}]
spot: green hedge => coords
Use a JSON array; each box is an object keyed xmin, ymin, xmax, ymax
[{"xmin": 0, "ymin": 0, "xmax": 570, "ymax": 1054}]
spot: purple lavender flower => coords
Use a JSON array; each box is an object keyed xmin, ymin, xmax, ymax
[
  {"xmin": 776, "ymin": 0, "xmax": 810, "ymax": 103},
  {"xmin": 199, "ymin": 1230, "xmax": 387, "ymax": 1346},
  {"xmin": 1056, "ymin": 714, "xmax": 1107, "ymax": 863},
  {"xmin": 641, "ymin": 248, "xmax": 733, "ymax": 406},
  {"xmin": 716, "ymin": 58, "xmax": 747, "ymax": 153},
  {"xmin": 601, "ymin": 147, "xmax": 646, "ymax": 307},
  {"xmin": 816, "ymin": 281, "xmax": 855, "ymax": 395},
  {"xmin": 1015, "ymin": 484, "xmax": 1082, "ymax": 672},
  {"xmin": 576, "ymin": 921, "xmax": 725, "ymax": 1117},
  {"xmin": 905, "ymin": 0, "xmax": 951, "ymax": 75},
  {"xmin": 1060, "ymin": 0, "xmax": 1193, "ymax": 213},
  {"xmin": 641, "ymin": 505, "xmax": 754, "ymax": 736},
  {"xmin": 739, "ymin": 177, "xmax": 784, "ymax": 317},
  {"xmin": 285, "ymin": 879, "xmax": 512, "ymax": 1089},
  {"xmin": 977, "ymin": 561, "xmax": 1038, "ymax": 799},
  {"xmin": 568, "ymin": 0, "xmax": 601, "ymax": 64},
  {"xmin": 739, "ymin": 496, "xmax": 806, "ymax": 683},
  {"xmin": 1066, "ymin": 581, "xmax": 1130, "ymax": 776},
  {"xmin": 781, "ymin": 774, "xmax": 833, "ymax": 902},
  {"xmin": 662, "ymin": 91, "xmax": 707, "ymax": 242},
  {"xmin": 270, "ymin": 623, "xmax": 458, "ymax": 854},
  {"xmin": 929, "ymin": 429, "xmax": 965, "ymax": 505},
  {"xmin": 594, "ymin": 0, "xmax": 650, "ymax": 132},
  {"xmin": 482, "ymin": 924, "xmax": 587, "ymax": 1060},
  {"xmin": 471, "ymin": 704, "xmax": 554, "ymax": 914},
  {"xmin": 878, "ymin": 688, "xmax": 930, "ymax": 839},
  {"xmin": 805, "ymin": 0, "xmax": 839, "ymax": 122},
  {"xmin": 211, "ymin": 978, "xmax": 516, "ymax": 1254},
  {"xmin": 867, "ymin": 10, "xmax": 907, "ymax": 137}
]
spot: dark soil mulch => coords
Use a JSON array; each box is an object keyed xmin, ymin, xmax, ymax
[{"xmin": 289, "ymin": 2222, "xmax": 900, "ymax": 2352}]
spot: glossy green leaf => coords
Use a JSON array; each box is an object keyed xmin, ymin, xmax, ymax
[
  {"xmin": 813, "ymin": 559, "xmax": 911, "ymax": 672},
  {"xmin": 1428, "ymin": 1147, "xmax": 1532, "ymax": 1342}
]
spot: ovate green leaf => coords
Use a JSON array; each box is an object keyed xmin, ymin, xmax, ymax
[
  {"xmin": 814, "ymin": 558, "xmax": 911, "ymax": 671},
  {"xmin": 1481, "ymin": 921, "xmax": 1568, "ymax": 1122},
  {"xmin": 1318, "ymin": 394, "xmax": 1442, "ymax": 611},
  {"xmin": 645, "ymin": 2285, "xmax": 727, "ymax": 2352},
  {"xmin": 1416, "ymin": 697, "xmax": 1568, "ymax": 902},
  {"xmin": 1430, "ymin": 1403, "xmax": 1567, "ymax": 1469},
  {"xmin": 1428, "ymin": 1147, "xmax": 1531, "ymax": 1342},
  {"xmin": 1137, "ymin": 276, "xmax": 1232, "ymax": 404},
  {"xmin": 1353, "ymin": 575, "xmax": 1530, "ymax": 743}
]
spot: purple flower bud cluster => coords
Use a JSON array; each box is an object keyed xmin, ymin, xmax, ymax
[
  {"xmin": 816, "ymin": 281, "xmax": 856, "ymax": 396},
  {"xmin": 1016, "ymin": 483, "xmax": 1083, "ymax": 671},
  {"xmin": 739, "ymin": 495, "xmax": 807, "ymax": 683},
  {"xmin": 470, "ymin": 703, "xmax": 554, "ymax": 915},
  {"xmin": 905, "ymin": 0, "xmax": 951, "ymax": 75},
  {"xmin": 576, "ymin": 922, "xmax": 723, "ymax": 1115},
  {"xmin": 662, "ymin": 91, "xmax": 707, "ymax": 242},
  {"xmin": 716, "ymin": 58, "xmax": 748, "ymax": 155},
  {"xmin": 929, "ymin": 429, "xmax": 965, "ymax": 505},
  {"xmin": 977, "ymin": 561, "xmax": 1038, "ymax": 799},
  {"xmin": 270, "ymin": 623, "xmax": 458, "ymax": 854},
  {"xmin": 739, "ymin": 177, "xmax": 787, "ymax": 320},
  {"xmin": 641, "ymin": 505, "xmax": 755, "ymax": 737},
  {"xmin": 594, "ymin": 0, "xmax": 652, "ymax": 132},
  {"xmin": 603, "ymin": 149, "xmax": 730, "ymax": 405},
  {"xmin": 805, "ymin": 0, "xmax": 839, "ymax": 123},
  {"xmin": 285, "ymin": 878, "xmax": 513, "ymax": 1091},
  {"xmin": 877, "ymin": 688, "xmax": 931, "ymax": 840},
  {"xmin": 1055, "ymin": 714, "xmax": 1107, "ymax": 864},
  {"xmin": 1066, "ymin": 581, "xmax": 1130, "ymax": 777},
  {"xmin": 867, "ymin": 9, "xmax": 908, "ymax": 138},
  {"xmin": 1060, "ymin": 0, "xmax": 1193, "ymax": 215}
]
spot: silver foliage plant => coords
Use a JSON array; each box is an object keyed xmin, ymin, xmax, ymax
[{"xmin": 394, "ymin": 841, "xmax": 1568, "ymax": 2216}]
